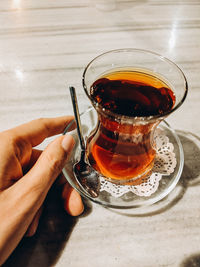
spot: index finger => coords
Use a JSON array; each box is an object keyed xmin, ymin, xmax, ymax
[{"xmin": 7, "ymin": 116, "xmax": 75, "ymax": 147}]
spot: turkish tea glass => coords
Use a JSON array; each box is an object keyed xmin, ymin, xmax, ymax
[{"xmin": 82, "ymin": 49, "xmax": 188, "ymax": 185}]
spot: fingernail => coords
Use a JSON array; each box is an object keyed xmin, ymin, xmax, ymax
[{"xmin": 62, "ymin": 134, "xmax": 75, "ymax": 152}]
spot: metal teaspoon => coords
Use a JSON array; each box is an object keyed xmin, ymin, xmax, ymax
[{"xmin": 69, "ymin": 86, "xmax": 100, "ymax": 198}]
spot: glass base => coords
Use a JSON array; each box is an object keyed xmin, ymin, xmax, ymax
[{"xmin": 63, "ymin": 106, "xmax": 184, "ymax": 210}]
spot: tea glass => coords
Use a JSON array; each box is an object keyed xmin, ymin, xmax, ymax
[{"xmin": 82, "ymin": 48, "xmax": 188, "ymax": 185}]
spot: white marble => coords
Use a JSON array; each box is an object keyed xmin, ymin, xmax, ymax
[{"xmin": 1, "ymin": 1, "xmax": 200, "ymax": 267}]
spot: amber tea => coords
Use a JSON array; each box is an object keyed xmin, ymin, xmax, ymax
[{"xmin": 86, "ymin": 70, "xmax": 176, "ymax": 182}]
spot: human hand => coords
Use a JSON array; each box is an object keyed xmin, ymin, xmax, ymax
[{"xmin": 0, "ymin": 116, "xmax": 84, "ymax": 265}]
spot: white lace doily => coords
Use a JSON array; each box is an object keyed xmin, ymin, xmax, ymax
[{"xmin": 100, "ymin": 129, "xmax": 177, "ymax": 198}]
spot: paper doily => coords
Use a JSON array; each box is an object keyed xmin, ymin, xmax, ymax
[{"xmin": 100, "ymin": 128, "xmax": 177, "ymax": 198}]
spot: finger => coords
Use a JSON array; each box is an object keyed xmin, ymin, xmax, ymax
[
  {"xmin": 0, "ymin": 148, "xmax": 42, "ymax": 190},
  {"xmin": 29, "ymin": 149, "xmax": 43, "ymax": 166},
  {"xmin": 6, "ymin": 116, "xmax": 75, "ymax": 148},
  {"xmin": 25, "ymin": 206, "xmax": 43, "ymax": 237},
  {"xmin": 23, "ymin": 149, "xmax": 42, "ymax": 174},
  {"xmin": 6, "ymin": 149, "xmax": 43, "ymax": 183},
  {"xmin": 61, "ymin": 182, "xmax": 84, "ymax": 216},
  {"xmin": 11, "ymin": 134, "xmax": 75, "ymax": 207}
]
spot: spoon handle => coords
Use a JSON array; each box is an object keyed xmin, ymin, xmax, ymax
[{"xmin": 69, "ymin": 86, "xmax": 86, "ymax": 151}]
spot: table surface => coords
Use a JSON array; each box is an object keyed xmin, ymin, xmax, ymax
[{"xmin": 1, "ymin": 1, "xmax": 200, "ymax": 267}]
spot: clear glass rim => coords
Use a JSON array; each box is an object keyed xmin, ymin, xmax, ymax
[{"xmin": 82, "ymin": 48, "xmax": 188, "ymax": 122}]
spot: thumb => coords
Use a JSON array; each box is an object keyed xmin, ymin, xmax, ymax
[
  {"xmin": 16, "ymin": 134, "xmax": 75, "ymax": 198},
  {"xmin": 28, "ymin": 134, "xmax": 75, "ymax": 191}
]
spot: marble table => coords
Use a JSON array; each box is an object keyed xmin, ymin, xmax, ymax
[{"xmin": 1, "ymin": 1, "xmax": 200, "ymax": 266}]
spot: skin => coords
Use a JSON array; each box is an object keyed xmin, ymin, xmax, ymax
[{"xmin": 0, "ymin": 116, "xmax": 84, "ymax": 265}]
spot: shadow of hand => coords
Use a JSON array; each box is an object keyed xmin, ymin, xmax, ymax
[{"xmin": 3, "ymin": 185, "xmax": 79, "ymax": 267}]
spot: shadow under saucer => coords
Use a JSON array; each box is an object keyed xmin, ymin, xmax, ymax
[{"xmin": 107, "ymin": 130, "xmax": 200, "ymax": 217}]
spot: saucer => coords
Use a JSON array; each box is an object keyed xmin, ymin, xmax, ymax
[{"xmin": 62, "ymin": 106, "xmax": 184, "ymax": 209}]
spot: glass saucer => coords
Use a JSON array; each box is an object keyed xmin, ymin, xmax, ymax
[{"xmin": 62, "ymin": 106, "xmax": 184, "ymax": 209}]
